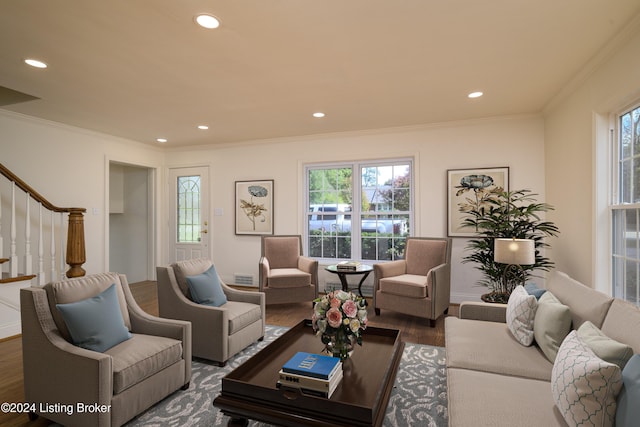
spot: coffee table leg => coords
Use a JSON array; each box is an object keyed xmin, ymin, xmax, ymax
[{"xmin": 228, "ymin": 417, "xmax": 248, "ymax": 427}]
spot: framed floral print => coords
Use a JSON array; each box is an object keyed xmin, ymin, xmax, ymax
[
  {"xmin": 235, "ymin": 180, "xmax": 274, "ymax": 235},
  {"xmin": 447, "ymin": 167, "xmax": 509, "ymax": 237}
]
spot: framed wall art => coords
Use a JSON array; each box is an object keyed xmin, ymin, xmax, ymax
[
  {"xmin": 447, "ymin": 167, "xmax": 509, "ymax": 237},
  {"xmin": 235, "ymin": 179, "xmax": 274, "ymax": 235}
]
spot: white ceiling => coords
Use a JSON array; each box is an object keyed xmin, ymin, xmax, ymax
[{"xmin": 1, "ymin": 1, "xmax": 639, "ymax": 148}]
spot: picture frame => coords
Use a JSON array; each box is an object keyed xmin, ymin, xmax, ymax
[
  {"xmin": 447, "ymin": 167, "xmax": 509, "ymax": 237},
  {"xmin": 235, "ymin": 179, "xmax": 274, "ymax": 235}
]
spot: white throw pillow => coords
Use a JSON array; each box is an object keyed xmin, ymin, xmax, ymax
[
  {"xmin": 506, "ymin": 285, "xmax": 538, "ymax": 346},
  {"xmin": 551, "ymin": 331, "xmax": 623, "ymax": 427}
]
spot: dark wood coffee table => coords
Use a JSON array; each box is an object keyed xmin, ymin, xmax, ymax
[{"xmin": 213, "ymin": 319, "xmax": 404, "ymax": 427}]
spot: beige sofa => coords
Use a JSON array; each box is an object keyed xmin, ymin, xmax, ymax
[{"xmin": 445, "ymin": 271, "xmax": 640, "ymax": 426}]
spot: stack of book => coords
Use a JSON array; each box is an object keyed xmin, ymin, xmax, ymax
[
  {"xmin": 336, "ymin": 260, "xmax": 361, "ymax": 271},
  {"xmin": 277, "ymin": 351, "xmax": 343, "ymax": 398}
]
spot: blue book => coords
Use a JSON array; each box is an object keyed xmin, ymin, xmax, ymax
[{"xmin": 282, "ymin": 352, "xmax": 341, "ymax": 380}]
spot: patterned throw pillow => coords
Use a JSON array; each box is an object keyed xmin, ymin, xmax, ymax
[
  {"xmin": 506, "ymin": 285, "xmax": 538, "ymax": 346},
  {"xmin": 551, "ymin": 331, "xmax": 623, "ymax": 427}
]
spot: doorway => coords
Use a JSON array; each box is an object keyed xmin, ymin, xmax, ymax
[{"xmin": 109, "ymin": 162, "xmax": 155, "ymax": 282}]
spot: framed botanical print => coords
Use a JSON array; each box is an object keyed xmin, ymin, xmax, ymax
[
  {"xmin": 447, "ymin": 167, "xmax": 509, "ymax": 237},
  {"xmin": 235, "ymin": 180, "xmax": 274, "ymax": 235}
]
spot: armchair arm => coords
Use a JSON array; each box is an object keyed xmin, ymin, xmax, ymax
[
  {"xmin": 259, "ymin": 256, "xmax": 270, "ymax": 291},
  {"xmin": 374, "ymin": 260, "xmax": 407, "ymax": 279},
  {"xmin": 427, "ymin": 262, "xmax": 451, "ymax": 317},
  {"xmin": 459, "ymin": 301, "xmax": 507, "ymax": 323},
  {"xmin": 298, "ymin": 256, "xmax": 319, "ymax": 296},
  {"xmin": 21, "ymin": 287, "xmax": 113, "ymax": 426}
]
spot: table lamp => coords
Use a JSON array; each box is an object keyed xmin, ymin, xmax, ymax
[{"xmin": 494, "ymin": 238, "xmax": 535, "ymax": 293}]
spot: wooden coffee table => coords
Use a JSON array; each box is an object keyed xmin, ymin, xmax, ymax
[{"xmin": 213, "ymin": 319, "xmax": 404, "ymax": 427}]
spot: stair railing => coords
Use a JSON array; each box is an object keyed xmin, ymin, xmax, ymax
[{"xmin": 0, "ymin": 163, "xmax": 86, "ymax": 284}]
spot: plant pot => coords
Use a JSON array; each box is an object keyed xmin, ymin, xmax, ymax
[{"xmin": 481, "ymin": 291, "xmax": 510, "ymax": 304}]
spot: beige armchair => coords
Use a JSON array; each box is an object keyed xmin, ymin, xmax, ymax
[
  {"xmin": 373, "ymin": 237, "xmax": 452, "ymax": 327},
  {"xmin": 20, "ymin": 272, "xmax": 191, "ymax": 427},
  {"xmin": 157, "ymin": 258, "xmax": 265, "ymax": 366},
  {"xmin": 259, "ymin": 235, "xmax": 318, "ymax": 305}
]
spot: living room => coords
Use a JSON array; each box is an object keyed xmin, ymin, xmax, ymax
[{"xmin": 1, "ymin": 2, "xmax": 640, "ymax": 426}]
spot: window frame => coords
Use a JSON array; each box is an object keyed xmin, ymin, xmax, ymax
[{"xmin": 304, "ymin": 158, "xmax": 414, "ymax": 263}]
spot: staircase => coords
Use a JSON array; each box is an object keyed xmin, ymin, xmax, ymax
[{"xmin": 0, "ymin": 162, "xmax": 86, "ymax": 338}]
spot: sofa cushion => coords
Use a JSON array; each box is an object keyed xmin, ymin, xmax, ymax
[
  {"xmin": 447, "ymin": 368, "xmax": 566, "ymax": 427},
  {"xmin": 600, "ymin": 299, "xmax": 640, "ymax": 354},
  {"xmin": 506, "ymin": 285, "xmax": 537, "ymax": 346},
  {"xmin": 616, "ymin": 354, "xmax": 640, "ymax": 427},
  {"xmin": 106, "ymin": 333, "xmax": 183, "ymax": 394},
  {"xmin": 45, "ymin": 272, "xmax": 131, "ymax": 341},
  {"xmin": 56, "ymin": 283, "xmax": 132, "ymax": 352},
  {"xmin": 268, "ymin": 268, "xmax": 311, "ymax": 288},
  {"xmin": 445, "ymin": 317, "xmax": 553, "ymax": 381},
  {"xmin": 379, "ymin": 274, "xmax": 428, "ymax": 298},
  {"xmin": 551, "ymin": 331, "xmax": 622, "ymax": 427},
  {"xmin": 186, "ymin": 264, "xmax": 228, "ymax": 307},
  {"xmin": 171, "ymin": 258, "xmax": 213, "ymax": 298},
  {"xmin": 225, "ymin": 301, "xmax": 263, "ymax": 334},
  {"xmin": 534, "ymin": 291, "xmax": 572, "ymax": 363},
  {"xmin": 577, "ymin": 321, "xmax": 633, "ymax": 369},
  {"xmin": 546, "ymin": 271, "xmax": 613, "ymax": 329}
]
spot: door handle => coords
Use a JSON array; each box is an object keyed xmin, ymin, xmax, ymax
[{"xmin": 201, "ymin": 229, "xmax": 208, "ymax": 234}]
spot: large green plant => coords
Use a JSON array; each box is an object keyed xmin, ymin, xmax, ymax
[{"xmin": 461, "ymin": 189, "xmax": 559, "ymax": 297}]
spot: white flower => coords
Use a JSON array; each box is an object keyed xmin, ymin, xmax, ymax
[
  {"xmin": 316, "ymin": 319, "xmax": 327, "ymax": 334},
  {"xmin": 335, "ymin": 290, "xmax": 349, "ymax": 301},
  {"xmin": 350, "ymin": 319, "xmax": 361, "ymax": 333}
]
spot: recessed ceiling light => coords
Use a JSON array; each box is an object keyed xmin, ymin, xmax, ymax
[
  {"xmin": 197, "ymin": 125, "xmax": 209, "ymax": 130},
  {"xmin": 25, "ymin": 58, "xmax": 47, "ymax": 68},
  {"xmin": 156, "ymin": 138, "xmax": 167, "ymax": 143},
  {"xmin": 313, "ymin": 112, "xmax": 326, "ymax": 118},
  {"xmin": 195, "ymin": 14, "xmax": 220, "ymax": 29},
  {"xmin": 468, "ymin": 91, "xmax": 483, "ymax": 98}
]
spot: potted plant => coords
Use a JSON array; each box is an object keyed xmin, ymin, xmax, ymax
[{"xmin": 460, "ymin": 189, "xmax": 559, "ymax": 303}]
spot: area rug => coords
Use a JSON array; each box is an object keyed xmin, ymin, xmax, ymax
[{"xmin": 126, "ymin": 325, "xmax": 448, "ymax": 427}]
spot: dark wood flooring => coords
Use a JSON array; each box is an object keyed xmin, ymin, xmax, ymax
[{"xmin": 0, "ymin": 281, "xmax": 457, "ymax": 427}]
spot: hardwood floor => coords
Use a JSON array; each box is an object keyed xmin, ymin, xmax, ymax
[{"xmin": 0, "ymin": 281, "xmax": 457, "ymax": 426}]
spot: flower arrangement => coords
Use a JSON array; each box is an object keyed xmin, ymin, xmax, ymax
[{"xmin": 312, "ymin": 290, "xmax": 368, "ymax": 361}]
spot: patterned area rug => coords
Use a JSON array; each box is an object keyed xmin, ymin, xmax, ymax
[{"xmin": 126, "ymin": 325, "xmax": 448, "ymax": 427}]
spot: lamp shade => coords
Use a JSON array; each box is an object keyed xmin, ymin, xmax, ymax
[{"xmin": 494, "ymin": 238, "xmax": 535, "ymax": 265}]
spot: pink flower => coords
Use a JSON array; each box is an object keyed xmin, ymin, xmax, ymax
[
  {"xmin": 342, "ymin": 299, "xmax": 358, "ymax": 318},
  {"xmin": 326, "ymin": 308, "xmax": 343, "ymax": 328},
  {"xmin": 330, "ymin": 298, "xmax": 341, "ymax": 308}
]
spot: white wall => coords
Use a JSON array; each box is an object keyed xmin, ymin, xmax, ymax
[
  {"xmin": 165, "ymin": 115, "xmax": 546, "ymax": 302},
  {"xmin": 544, "ymin": 20, "xmax": 640, "ymax": 292},
  {"xmin": 0, "ymin": 111, "xmax": 164, "ymax": 277}
]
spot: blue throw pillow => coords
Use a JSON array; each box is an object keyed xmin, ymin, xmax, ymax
[
  {"xmin": 186, "ymin": 264, "xmax": 228, "ymax": 307},
  {"xmin": 56, "ymin": 284, "xmax": 132, "ymax": 352},
  {"xmin": 524, "ymin": 282, "xmax": 546, "ymax": 300},
  {"xmin": 616, "ymin": 354, "xmax": 640, "ymax": 426}
]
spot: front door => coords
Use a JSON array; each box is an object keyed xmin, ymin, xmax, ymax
[{"xmin": 168, "ymin": 166, "xmax": 210, "ymax": 263}]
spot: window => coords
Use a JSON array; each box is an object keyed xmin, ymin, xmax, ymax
[
  {"xmin": 177, "ymin": 175, "xmax": 201, "ymax": 242},
  {"xmin": 305, "ymin": 160, "xmax": 412, "ymax": 262},
  {"xmin": 612, "ymin": 104, "xmax": 640, "ymax": 305}
]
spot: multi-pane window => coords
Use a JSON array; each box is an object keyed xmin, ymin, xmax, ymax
[
  {"xmin": 612, "ymin": 104, "xmax": 640, "ymax": 305},
  {"xmin": 306, "ymin": 160, "xmax": 412, "ymax": 262},
  {"xmin": 177, "ymin": 175, "xmax": 201, "ymax": 242}
]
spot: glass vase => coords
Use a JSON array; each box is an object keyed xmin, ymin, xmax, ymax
[{"xmin": 322, "ymin": 329, "xmax": 356, "ymax": 362}]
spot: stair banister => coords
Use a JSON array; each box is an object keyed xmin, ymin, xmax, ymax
[{"xmin": 0, "ymin": 163, "xmax": 86, "ymax": 279}]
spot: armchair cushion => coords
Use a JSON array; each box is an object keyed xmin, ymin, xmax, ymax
[
  {"xmin": 106, "ymin": 333, "xmax": 183, "ymax": 394},
  {"xmin": 268, "ymin": 268, "xmax": 311, "ymax": 288},
  {"xmin": 186, "ymin": 264, "xmax": 228, "ymax": 307},
  {"xmin": 379, "ymin": 274, "xmax": 428, "ymax": 298},
  {"xmin": 56, "ymin": 283, "xmax": 132, "ymax": 352},
  {"xmin": 226, "ymin": 301, "xmax": 263, "ymax": 334}
]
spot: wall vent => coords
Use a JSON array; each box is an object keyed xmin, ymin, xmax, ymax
[{"xmin": 233, "ymin": 274, "xmax": 254, "ymax": 286}]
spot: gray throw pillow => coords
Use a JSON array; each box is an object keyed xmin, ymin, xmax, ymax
[
  {"xmin": 577, "ymin": 321, "xmax": 633, "ymax": 369},
  {"xmin": 56, "ymin": 283, "xmax": 132, "ymax": 352},
  {"xmin": 533, "ymin": 291, "xmax": 572, "ymax": 362}
]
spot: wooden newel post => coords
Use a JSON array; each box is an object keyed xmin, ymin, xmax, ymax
[{"xmin": 66, "ymin": 208, "xmax": 86, "ymax": 278}]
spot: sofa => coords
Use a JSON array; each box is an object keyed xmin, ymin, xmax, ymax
[{"xmin": 445, "ymin": 271, "xmax": 640, "ymax": 426}]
